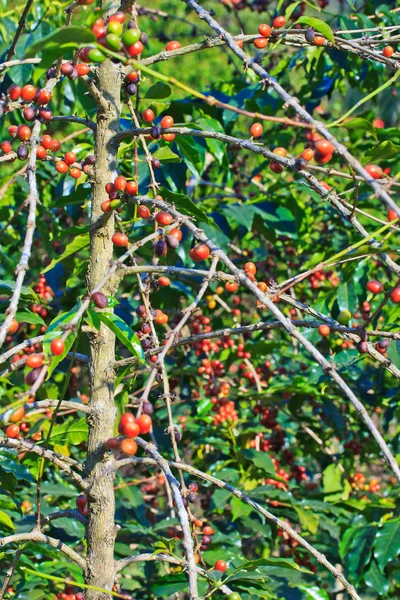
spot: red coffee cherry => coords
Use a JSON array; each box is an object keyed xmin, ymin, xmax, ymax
[
  {"xmin": 76, "ymin": 494, "xmax": 87, "ymax": 510},
  {"xmin": 155, "ymin": 211, "xmax": 173, "ymax": 226},
  {"xmin": 64, "ymin": 151, "xmax": 76, "ymax": 165},
  {"xmin": 161, "ymin": 115, "xmax": 174, "ymax": 128},
  {"xmin": 258, "ymin": 24, "xmax": 272, "ymax": 37},
  {"xmin": 109, "ymin": 11, "xmax": 126, "ymax": 23},
  {"xmin": 70, "ymin": 168, "xmax": 82, "ymax": 179},
  {"xmin": 114, "ymin": 175, "xmax": 127, "ymax": 191},
  {"xmin": 61, "ymin": 62, "xmax": 74, "ymax": 76},
  {"xmin": 189, "ymin": 244, "xmax": 210, "ymax": 262},
  {"xmin": 366, "ymin": 280, "xmax": 383, "ymax": 294},
  {"xmin": 314, "ymin": 139, "xmax": 334, "ymax": 156},
  {"xmin": 164, "ymin": 133, "xmax": 176, "ymax": 142},
  {"xmin": 225, "ymin": 281, "xmax": 239, "ymax": 293},
  {"xmin": 92, "ymin": 292, "xmax": 108, "ymax": 308},
  {"xmin": 20, "ymin": 85, "xmax": 37, "ymax": 102},
  {"xmin": 318, "ymin": 324, "xmax": 330, "ymax": 337},
  {"xmin": 254, "ymin": 37, "xmax": 268, "ymax": 49},
  {"xmin": 41, "ymin": 134, "xmax": 52, "ymax": 149},
  {"xmin": 51, "ymin": 338, "xmax": 65, "ymax": 355},
  {"xmin": 36, "ymin": 89, "xmax": 51, "ymax": 105},
  {"xmin": 36, "ymin": 146, "xmax": 47, "ymax": 160},
  {"xmin": 101, "ymin": 200, "xmax": 112, "ymax": 212},
  {"xmin": 314, "ymin": 36, "xmax": 326, "ymax": 46},
  {"xmin": 75, "ymin": 63, "xmax": 90, "ymax": 76},
  {"xmin": 250, "ymin": 123, "xmax": 263, "ymax": 138},
  {"xmin": 26, "ymin": 354, "xmax": 43, "ymax": 369},
  {"xmin": 119, "ymin": 419, "xmax": 140, "ymax": 438},
  {"xmin": 158, "ymin": 276, "xmax": 171, "ymax": 287},
  {"xmin": 387, "ymin": 209, "xmax": 398, "ymax": 221},
  {"xmin": 365, "ymin": 164, "xmax": 383, "ymax": 179},
  {"xmin": 112, "ymin": 232, "xmax": 129, "ymax": 246},
  {"xmin": 8, "ymin": 84, "xmax": 21, "ymax": 101},
  {"xmin": 273, "ymin": 16, "xmax": 286, "ymax": 28},
  {"xmin": 50, "ymin": 139, "xmax": 61, "ymax": 152},
  {"xmin": 1, "ymin": 141, "xmax": 13, "ymax": 154},
  {"xmin": 202, "ymin": 525, "xmax": 214, "ymax": 536},
  {"xmin": 8, "ymin": 319, "xmax": 19, "ymax": 334},
  {"xmin": 6, "ymin": 424, "xmax": 20, "ymax": 438},
  {"xmin": 17, "ymin": 125, "xmax": 31, "ymax": 141},
  {"xmin": 138, "ymin": 205, "xmax": 151, "ymax": 219},
  {"xmin": 383, "ymin": 46, "xmax": 394, "ymax": 58},
  {"xmin": 8, "ymin": 125, "xmax": 18, "ymax": 137},
  {"xmin": 245, "ymin": 262, "xmax": 256, "ymax": 275},
  {"xmin": 215, "ymin": 560, "xmax": 227, "ymax": 572},
  {"xmin": 270, "ymin": 160, "xmax": 284, "ymax": 173},
  {"xmin": 154, "ymin": 310, "xmax": 168, "ymax": 325},
  {"xmin": 273, "ymin": 147, "xmax": 287, "ymax": 157},
  {"xmin": 126, "ymin": 41, "xmax": 144, "ymax": 56},
  {"xmin": 106, "ymin": 437, "xmax": 121, "ymax": 450},
  {"xmin": 142, "ymin": 108, "xmax": 155, "ymax": 123},
  {"xmin": 120, "ymin": 438, "xmax": 138, "ymax": 455},
  {"xmin": 168, "ymin": 228, "xmax": 182, "ymax": 241},
  {"xmin": 125, "ymin": 180, "xmax": 138, "ymax": 195},
  {"xmin": 301, "ymin": 148, "xmax": 314, "ymax": 161},
  {"xmin": 136, "ymin": 414, "xmax": 152, "ymax": 434},
  {"xmin": 390, "ymin": 287, "xmax": 400, "ymax": 303},
  {"xmin": 56, "ymin": 161, "xmax": 69, "ymax": 173},
  {"xmin": 166, "ymin": 40, "xmax": 181, "ymax": 51}
]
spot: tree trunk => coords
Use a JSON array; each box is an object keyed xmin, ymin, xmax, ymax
[{"xmin": 84, "ymin": 47, "xmax": 122, "ymax": 599}]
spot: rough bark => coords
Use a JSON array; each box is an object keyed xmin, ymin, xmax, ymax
[{"xmin": 84, "ymin": 45, "xmax": 122, "ymax": 600}]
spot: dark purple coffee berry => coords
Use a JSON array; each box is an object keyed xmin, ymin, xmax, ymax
[
  {"xmin": 126, "ymin": 83, "xmax": 137, "ymax": 96},
  {"xmin": 140, "ymin": 32, "xmax": 148, "ymax": 45},
  {"xmin": 85, "ymin": 154, "xmax": 96, "ymax": 165},
  {"xmin": 152, "ymin": 158, "xmax": 161, "ymax": 169},
  {"xmin": 17, "ymin": 144, "xmax": 29, "ymax": 160},
  {"xmin": 305, "ymin": 28, "xmax": 315, "ymax": 43},
  {"xmin": 151, "ymin": 126, "xmax": 161, "ymax": 139},
  {"xmin": 92, "ymin": 291, "xmax": 108, "ymax": 308},
  {"xmin": 155, "ymin": 239, "xmax": 168, "ymax": 257},
  {"xmin": 23, "ymin": 107, "xmax": 36, "ymax": 121},
  {"xmin": 357, "ymin": 341, "xmax": 368, "ymax": 354}
]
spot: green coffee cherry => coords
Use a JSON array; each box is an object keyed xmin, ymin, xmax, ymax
[
  {"xmin": 106, "ymin": 34, "xmax": 121, "ymax": 51},
  {"xmin": 229, "ymin": 594, "xmax": 241, "ymax": 600},
  {"xmin": 107, "ymin": 21, "xmax": 123, "ymax": 36},
  {"xmin": 88, "ymin": 48, "xmax": 106, "ymax": 63},
  {"xmin": 337, "ymin": 309, "xmax": 351, "ymax": 325},
  {"xmin": 122, "ymin": 28, "xmax": 141, "ymax": 46}
]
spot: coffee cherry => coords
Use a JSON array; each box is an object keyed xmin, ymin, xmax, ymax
[
  {"xmin": 154, "ymin": 310, "xmax": 168, "ymax": 325},
  {"xmin": 106, "ymin": 33, "xmax": 121, "ymax": 51},
  {"xmin": 215, "ymin": 560, "xmax": 227, "ymax": 572},
  {"xmin": 254, "ymin": 37, "xmax": 268, "ymax": 49},
  {"xmin": 273, "ymin": 147, "xmax": 287, "ymax": 157},
  {"xmin": 114, "ymin": 176, "xmax": 127, "ymax": 191},
  {"xmin": 126, "ymin": 83, "xmax": 137, "ymax": 96},
  {"xmin": 305, "ymin": 28, "xmax": 315, "ymax": 43},
  {"xmin": 158, "ymin": 276, "xmax": 171, "ymax": 287},
  {"xmin": 92, "ymin": 292, "xmax": 108, "ymax": 308},
  {"xmin": 120, "ymin": 438, "xmax": 138, "ymax": 455},
  {"xmin": 50, "ymin": 140, "xmax": 61, "ymax": 152},
  {"xmin": 152, "ymin": 158, "xmax": 161, "ymax": 169},
  {"xmin": 20, "ymin": 85, "xmax": 37, "ymax": 102},
  {"xmin": 126, "ymin": 71, "xmax": 140, "ymax": 83},
  {"xmin": 202, "ymin": 525, "xmax": 214, "ymax": 535},
  {"xmin": 70, "ymin": 168, "xmax": 82, "ymax": 179},
  {"xmin": 39, "ymin": 108, "xmax": 52, "ymax": 122},
  {"xmin": 10, "ymin": 406, "xmax": 25, "ymax": 423},
  {"xmin": 64, "ymin": 152, "xmax": 76, "ymax": 165},
  {"xmin": 122, "ymin": 28, "xmax": 141, "ymax": 46},
  {"xmin": 17, "ymin": 144, "xmax": 29, "ymax": 160},
  {"xmin": 357, "ymin": 341, "xmax": 368, "ymax": 354},
  {"xmin": 161, "ymin": 115, "xmax": 174, "ymax": 128},
  {"xmin": 1, "ymin": 140, "xmax": 13, "ymax": 154},
  {"xmin": 6, "ymin": 424, "xmax": 20, "ymax": 438},
  {"xmin": 314, "ymin": 36, "xmax": 326, "ymax": 46},
  {"xmin": 366, "ymin": 280, "xmax": 383, "ymax": 294},
  {"xmin": 51, "ymin": 338, "xmax": 65, "ymax": 355},
  {"xmin": 26, "ymin": 354, "xmax": 43, "ymax": 368},
  {"xmin": 150, "ymin": 126, "xmax": 161, "ymax": 139},
  {"xmin": 377, "ymin": 339, "xmax": 390, "ymax": 350},
  {"xmin": 225, "ymin": 281, "xmax": 239, "ymax": 292},
  {"xmin": 164, "ymin": 133, "xmax": 176, "ymax": 142},
  {"xmin": 9, "ymin": 84, "xmax": 22, "ymax": 100},
  {"xmin": 337, "ymin": 310, "xmax": 351, "ymax": 325},
  {"xmin": 273, "ymin": 16, "xmax": 286, "ymax": 28},
  {"xmin": 8, "ymin": 125, "xmax": 18, "ymax": 137},
  {"xmin": 101, "ymin": 200, "xmax": 112, "ymax": 212},
  {"xmin": 138, "ymin": 205, "xmax": 151, "ymax": 219},
  {"xmin": 76, "ymin": 63, "xmax": 90, "ymax": 76},
  {"xmin": 229, "ymin": 594, "xmax": 241, "ymax": 600},
  {"xmin": 17, "ymin": 125, "xmax": 31, "ymax": 141},
  {"xmin": 155, "ymin": 211, "xmax": 173, "ymax": 226},
  {"xmin": 301, "ymin": 148, "xmax": 314, "ymax": 161},
  {"xmin": 318, "ymin": 324, "xmax": 330, "ymax": 337},
  {"xmin": 137, "ymin": 414, "xmax": 152, "ymax": 434},
  {"xmin": 41, "ymin": 135, "xmax": 52, "ymax": 149},
  {"xmin": 126, "ymin": 41, "xmax": 144, "ymax": 56},
  {"xmin": 314, "ymin": 151, "xmax": 332, "ymax": 164},
  {"xmin": 314, "ymin": 139, "xmax": 334, "ymax": 156},
  {"xmin": 56, "ymin": 161, "xmax": 69, "ymax": 174},
  {"xmin": 37, "ymin": 89, "xmax": 51, "ymax": 105},
  {"xmin": 388, "ymin": 209, "xmax": 398, "ymax": 221},
  {"xmin": 155, "ymin": 239, "xmax": 168, "ymax": 257},
  {"xmin": 61, "ymin": 62, "xmax": 74, "ymax": 76},
  {"xmin": 166, "ymin": 234, "xmax": 180, "ymax": 249},
  {"xmin": 168, "ymin": 228, "xmax": 182, "ymax": 242},
  {"xmin": 258, "ymin": 24, "xmax": 272, "ymax": 37},
  {"xmin": 88, "ymin": 48, "xmax": 106, "ymax": 63},
  {"xmin": 8, "ymin": 319, "xmax": 19, "ymax": 334},
  {"xmin": 250, "ymin": 123, "xmax": 263, "ymax": 138},
  {"xmin": 190, "ymin": 244, "xmax": 210, "ymax": 262},
  {"xmin": 383, "ymin": 46, "xmax": 394, "ymax": 58},
  {"xmin": 365, "ymin": 164, "xmax": 383, "ymax": 179},
  {"xmin": 106, "ymin": 437, "xmax": 121, "ymax": 450},
  {"xmin": 245, "ymin": 262, "xmax": 256, "ymax": 275},
  {"xmin": 121, "ymin": 420, "xmax": 140, "ymax": 437},
  {"xmin": 142, "ymin": 108, "xmax": 155, "ymax": 123},
  {"xmin": 166, "ymin": 40, "xmax": 181, "ymax": 51},
  {"xmin": 390, "ymin": 287, "xmax": 400, "ymax": 303},
  {"xmin": 76, "ymin": 494, "xmax": 87, "ymax": 510},
  {"xmin": 112, "ymin": 232, "xmax": 129, "ymax": 247},
  {"xmin": 270, "ymin": 160, "xmax": 284, "ymax": 173}
]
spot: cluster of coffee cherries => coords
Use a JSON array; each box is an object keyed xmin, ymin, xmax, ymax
[
  {"xmin": 308, "ymin": 268, "xmax": 339, "ymax": 290},
  {"xmin": 55, "ymin": 588, "xmax": 85, "ymax": 600},
  {"xmin": 349, "ymin": 472, "xmax": 381, "ymax": 494},
  {"xmin": 83, "ymin": 12, "xmax": 148, "ymax": 62},
  {"xmin": 366, "ymin": 279, "xmax": 400, "ymax": 304},
  {"xmin": 105, "ymin": 411, "xmax": 152, "ymax": 456},
  {"xmin": 55, "ymin": 150, "xmax": 96, "ymax": 179},
  {"xmin": 279, "ymin": 524, "xmax": 318, "ymax": 572}
]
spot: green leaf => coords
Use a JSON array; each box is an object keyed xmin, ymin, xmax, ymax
[
  {"xmin": 0, "ymin": 510, "xmax": 14, "ymax": 529},
  {"xmin": 41, "ymin": 234, "xmax": 90, "ymax": 274},
  {"xmin": 15, "ymin": 312, "xmax": 46, "ymax": 326},
  {"xmin": 294, "ymin": 506, "xmax": 319, "ymax": 534},
  {"xmin": 43, "ymin": 303, "xmax": 82, "ymax": 378},
  {"xmin": 97, "ymin": 312, "xmax": 144, "ymax": 363},
  {"xmin": 295, "ymin": 17, "xmax": 335, "ymax": 44},
  {"xmin": 145, "ymin": 82, "xmax": 172, "ymax": 99},
  {"xmin": 49, "ymin": 417, "xmax": 88, "ymax": 445},
  {"xmin": 364, "ymin": 559, "xmax": 390, "ymax": 594},
  {"xmin": 231, "ymin": 495, "xmax": 253, "ymax": 521},
  {"xmin": 374, "ymin": 519, "xmax": 400, "ymax": 571},
  {"xmin": 25, "ymin": 27, "xmax": 96, "ymax": 58},
  {"xmin": 336, "ymin": 283, "xmax": 357, "ymax": 314},
  {"xmin": 243, "ymin": 449, "xmax": 276, "ymax": 476},
  {"xmin": 297, "ymin": 585, "xmax": 329, "ymax": 600},
  {"xmin": 174, "ymin": 136, "xmax": 206, "ymax": 178},
  {"xmin": 323, "ymin": 464, "xmax": 342, "ymax": 494},
  {"xmin": 159, "ymin": 187, "xmax": 213, "ymax": 227},
  {"xmin": 152, "ymin": 146, "xmax": 182, "ymax": 164},
  {"xmin": 365, "ymin": 140, "xmax": 400, "ymax": 163},
  {"xmin": 342, "ymin": 118, "xmax": 377, "ymax": 138},
  {"xmin": 0, "ymin": 280, "xmax": 40, "ymax": 302},
  {"xmin": 387, "ymin": 340, "xmax": 400, "ymax": 369},
  {"xmin": 151, "ymin": 574, "xmax": 188, "ymax": 596}
]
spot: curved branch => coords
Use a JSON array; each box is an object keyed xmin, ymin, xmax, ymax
[
  {"xmin": 0, "ymin": 530, "xmax": 86, "ymax": 570},
  {"xmin": 41, "ymin": 509, "xmax": 87, "ymax": 527}
]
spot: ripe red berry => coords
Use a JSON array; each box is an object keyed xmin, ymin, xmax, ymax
[
  {"xmin": 76, "ymin": 494, "xmax": 87, "ymax": 510},
  {"xmin": 203, "ymin": 525, "xmax": 214, "ymax": 536},
  {"xmin": 158, "ymin": 276, "xmax": 171, "ymax": 287},
  {"xmin": 1, "ymin": 141, "xmax": 13, "ymax": 154},
  {"xmin": 142, "ymin": 108, "xmax": 155, "ymax": 123},
  {"xmin": 70, "ymin": 168, "xmax": 82, "ymax": 179},
  {"xmin": 314, "ymin": 36, "xmax": 326, "ymax": 46},
  {"xmin": 161, "ymin": 115, "xmax": 174, "ymax": 128},
  {"xmin": 245, "ymin": 262, "xmax": 256, "ymax": 275},
  {"xmin": 136, "ymin": 414, "xmax": 152, "ymax": 434},
  {"xmin": 56, "ymin": 161, "xmax": 69, "ymax": 173},
  {"xmin": 17, "ymin": 125, "xmax": 31, "ymax": 141},
  {"xmin": 138, "ymin": 205, "xmax": 151, "ymax": 219},
  {"xmin": 26, "ymin": 354, "xmax": 43, "ymax": 369},
  {"xmin": 36, "ymin": 89, "xmax": 51, "ymax": 105},
  {"xmin": 125, "ymin": 180, "xmax": 138, "ymax": 195},
  {"xmin": 8, "ymin": 319, "xmax": 19, "ymax": 334},
  {"xmin": 64, "ymin": 151, "xmax": 76, "ymax": 165},
  {"xmin": 109, "ymin": 11, "xmax": 126, "ymax": 23},
  {"xmin": 270, "ymin": 160, "xmax": 284, "ymax": 173},
  {"xmin": 101, "ymin": 200, "xmax": 112, "ymax": 212},
  {"xmin": 301, "ymin": 148, "xmax": 314, "ymax": 161},
  {"xmin": 365, "ymin": 164, "xmax": 383, "ymax": 179},
  {"xmin": 8, "ymin": 125, "xmax": 18, "ymax": 137},
  {"xmin": 166, "ymin": 40, "xmax": 181, "ymax": 51},
  {"xmin": 112, "ymin": 232, "xmax": 129, "ymax": 246},
  {"xmin": 258, "ymin": 24, "xmax": 272, "ymax": 37},
  {"xmin": 383, "ymin": 46, "xmax": 394, "ymax": 58},
  {"xmin": 164, "ymin": 133, "xmax": 176, "ymax": 142},
  {"xmin": 225, "ymin": 281, "xmax": 239, "ymax": 293},
  {"xmin": 120, "ymin": 438, "xmax": 138, "ymax": 455},
  {"xmin": 8, "ymin": 85, "xmax": 21, "ymax": 101},
  {"xmin": 6, "ymin": 424, "xmax": 20, "ymax": 438},
  {"xmin": 169, "ymin": 228, "xmax": 182, "ymax": 241},
  {"xmin": 254, "ymin": 37, "xmax": 268, "ymax": 49},
  {"xmin": 190, "ymin": 244, "xmax": 210, "ymax": 262},
  {"xmin": 51, "ymin": 338, "xmax": 65, "ymax": 355},
  {"xmin": 20, "ymin": 85, "xmax": 37, "ymax": 102},
  {"xmin": 215, "ymin": 560, "xmax": 227, "ymax": 572},
  {"xmin": 50, "ymin": 139, "xmax": 61, "ymax": 152},
  {"xmin": 273, "ymin": 16, "xmax": 286, "ymax": 28},
  {"xmin": 390, "ymin": 287, "xmax": 400, "ymax": 303},
  {"xmin": 155, "ymin": 211, "xmax": 173, "ymax": 226},
  {"xmin": 36, "ymin": 146, "xmax": 47, "ymax": 160},
  {"xmin": 318, "ymin": 324, "xmax": 330, "ymax": 337},
  {"xmin": 41, "ymin": 134, "xmax": 52, "ymax": 149},
  {"xmin": 388, "ymin": 209, "xmax": 398, "ymax": 221},
  {"xmin": 250, "ymin": 123, "xmax": 263, "ymax": 138},
  {"xmin": 126, "ymin": 41, "xmax": 144, "ymax": 57},
  {"xmin": 75, "ymin": 63, "xmax": 90, "ymax": 76},
  {"xmin": 366, "ymin": 280, "xmax": 383, "ymax": 294},
  {"xmin": 314, "ymin": 139, "xmax": 334, "ymax": 156},
  {"xmin": 114, "ymin": 175, "xmax": 127, "ymax": 191},
  {"xmin": 92, "ymin": 291, "xmax": 108, "ymax": 308}
]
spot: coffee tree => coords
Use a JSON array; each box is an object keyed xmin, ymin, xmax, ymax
[{"xmin": 0, "ymin": 0, "xmax": 399, "ymax": 598}]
